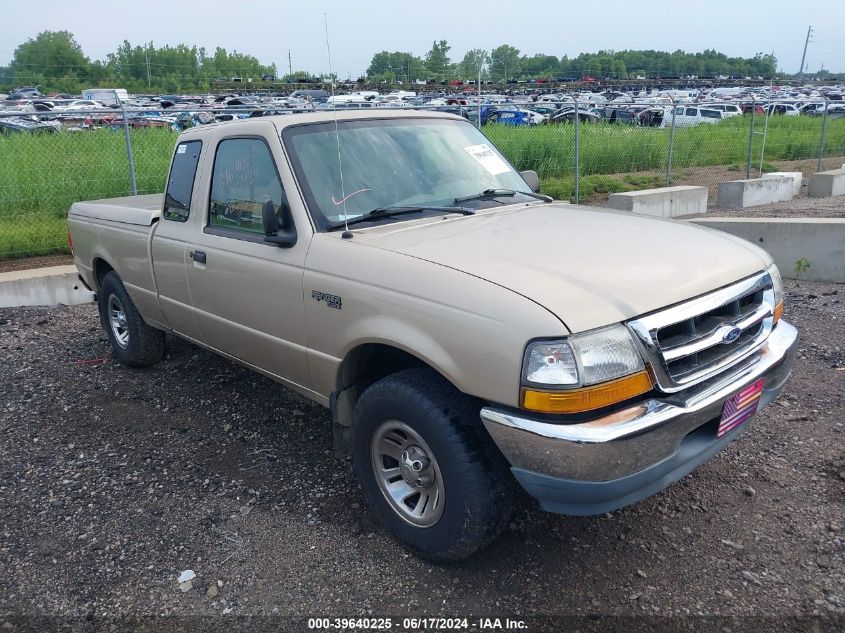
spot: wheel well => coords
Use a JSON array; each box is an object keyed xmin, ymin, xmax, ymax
[
  {"xmin": 93, "ymin": 258, "xmax": 115, "ymax": 289},
  {"xmin": 339, "ymin": 344, "xmax": 427, "ymax": 395},
  {"xmin": 331, "ymin": 344, "xmax": 437, "ymax": 457}
]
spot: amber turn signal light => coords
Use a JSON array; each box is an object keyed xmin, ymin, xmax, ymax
[
  {"xmin": 773, "ymin": 300, "xmax": 784, "ymax": 325},
  {"xmin": 522, "ymin": 370, "xmax": 653, "ymax": 414}
]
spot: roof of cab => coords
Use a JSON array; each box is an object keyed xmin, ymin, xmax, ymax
[{"xmin": 178, "ymin": 108, "xmax": 465, "ymax": 139}]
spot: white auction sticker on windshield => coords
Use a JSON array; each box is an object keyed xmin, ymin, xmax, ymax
[{"xmin": 464, "ymin": 143, "xmax": 510, "ymax": 175}]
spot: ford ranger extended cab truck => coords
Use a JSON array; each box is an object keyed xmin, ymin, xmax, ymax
[{"xmin": 68, "ymin": 110, "xmax": 798, "ymax": 561}]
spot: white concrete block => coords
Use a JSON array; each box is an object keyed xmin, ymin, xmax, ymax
[
  {"xmin": 762, "ymin": 172, "xmax": 802, "ymax": 197},
  {"xmin": 808, "ymin": 167, "xmax": 845, "ymax": 198},
  {"xmin": 0, "ymin": 265, "xmax": 94, "ymax": 308},
  {"xmin": 687, "ymin": 218, "xmax": 845, "ymax": 283},
  {"xmin": 717, "ymin": 176, "xmax": 795, "ymax": 209},
  {"xmin": 606, "ymin": 185, "xmax": 708, "ymax": 218}
]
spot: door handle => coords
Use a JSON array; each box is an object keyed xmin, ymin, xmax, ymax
[{"xmin": 191, "ymin": 250, "xmax": 207, "ymax": 264}]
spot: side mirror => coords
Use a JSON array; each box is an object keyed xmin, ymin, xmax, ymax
[
  {"xmin": 262, "ymin": 198, "xmax": 279, "ymax": 234},
  {"xmin": 262, "ymin": 198, "xmax": 297, "ymax": 248},
  {"xmin": 520, "ymin": 170, "xmax": 541, "ymax": 193}
]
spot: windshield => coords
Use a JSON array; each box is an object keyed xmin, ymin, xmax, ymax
[{"xmin": 283, "ymin": 117, "xmax": 535, "ymax": 230}]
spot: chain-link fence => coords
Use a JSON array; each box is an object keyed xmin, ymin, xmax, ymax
[{"xmin": 1, "ymin": 101, "xmax": 843, "ymax": 259}]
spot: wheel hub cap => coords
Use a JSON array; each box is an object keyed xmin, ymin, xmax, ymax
[
  {"xmin": 370, "ymin": 420, "xmax": 445, "ymax": 527},
  {"xmin": 399, "ymin": 446, "xmax": 434, "ymax": 488},
  {"xmin": 107, "ymin": 294, "xmax": 130, "ymax": 349}
]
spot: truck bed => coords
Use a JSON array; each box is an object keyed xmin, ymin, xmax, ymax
[{"xmin": 69, "ymin": 193, "xmax": 163, "ymax": 226}]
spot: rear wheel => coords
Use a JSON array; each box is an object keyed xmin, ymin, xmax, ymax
[
  {"xmin": 352, "ymin": 368, "xmax": 513, "ymax": 561},
  {"xmin": 98, "ymin": 271, "xmax": 165, "ymax": 367}
]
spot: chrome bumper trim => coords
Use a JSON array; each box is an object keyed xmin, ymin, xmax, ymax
[{"xmin": 481, "ymin": 320, "xmax": 798, "ymax": 482}]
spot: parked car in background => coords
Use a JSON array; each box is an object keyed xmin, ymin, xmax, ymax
[
  {"xmin": 670, "ymin": 105, "xmax": 723, "ymax": 127},
  {"xmin": 60, "ymin": 99, "xmax": 107, "ymax": 111},
  {"xmin": 698, "ymin": 103, "xmax": 743, "ymax": 118},
  {"xmin": 289, "ymin": 89, "xmax": 329, "ymax": 103},
  {"xmin": 481, "ymin": 107, "xmax": 535, "ymax": 126},
  {"xmin": 764, "ymin": 103, "xmax": 799, "ymax": 116}
]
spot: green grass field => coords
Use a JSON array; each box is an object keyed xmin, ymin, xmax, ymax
[
  {"xmin": 0, "ymin": 128, "xmax": 175, "ymax": 258},
  {"xmin": 1, "ymin": 116, "xmax": 843, "ymax": 258}
]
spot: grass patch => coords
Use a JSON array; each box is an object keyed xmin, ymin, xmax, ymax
[
  {"xmin": 727, "ymin": 161, "xmax": 779, "ymax": 173},
  {"xmin": 542, "ymin": 172, "xmax": 669, "ymax": 202},
  {"xmin": 0, "ymin": 213, "xmax": 70, "ymax": 259},
  {"xmin": 0, "ymin": 127, "xmax": 175, "ymax": 258},
  {"xmin": 486, "ymin": 116, "xmax": 845, "ymax": 179}
]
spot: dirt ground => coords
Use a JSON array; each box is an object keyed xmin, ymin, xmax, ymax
[
  {"xmin": 0, "ymin": 278, "xmax": 842, "ymax": 632},
  {"xmin": 0, "ymin": 254, "xmax": 73, "ymax": 274},
  {"xmin": 585, "ymin": 155, "xmax": 845, "ymax": 217}
]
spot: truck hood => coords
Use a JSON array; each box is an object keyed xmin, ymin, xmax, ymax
[{"xmin": 356, "ymin": 204, "xmax": 771, "ymax": 333}]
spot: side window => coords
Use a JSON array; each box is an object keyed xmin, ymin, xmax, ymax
[
  {"xmin": 163, "ymin": 140, "xmax": 202, "ymax": 222},
  {"xmin": 208, "ymin": 138, "xmax": 286, "ymax": 235},
  {"xmin": 686, "ymin": 107, "xmax": 698, "ymax": 116},
  {"xmin": 674, "ymin": 106, "xmax": 685, "ymax": 115}
]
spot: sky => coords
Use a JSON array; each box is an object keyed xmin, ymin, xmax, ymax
[{"xmin": 1, "ymin": 0, "xmax": 844, "ymax": 78}]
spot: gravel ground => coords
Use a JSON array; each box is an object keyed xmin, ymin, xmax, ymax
[
  {"xmin": 700, "ymin": 194, "xmax": 845, "ymax": 219},
  {"xmin": 0, "ymin": 280, "xmax": 843, "ymax": 630}
]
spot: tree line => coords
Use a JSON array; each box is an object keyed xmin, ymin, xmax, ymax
[
  {"xmin": 0, "ymin": 30, "xmax": 830, "ymax": 96},
  {"xmin": 0, "ymin": 31, "xmax": 278, "ymax": 94},
  {"xmin": 368, "ymin": 42, "xmax": 779, "ymax": 83}
]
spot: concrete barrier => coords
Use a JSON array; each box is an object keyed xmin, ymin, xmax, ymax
[
  {"xmin": 762, "ymin": 171, "xmax": 802, "ymax": 197},
  {"xmin": 0, "ymin": 265, "xmax": 95, "ymax": 308},
  {"xmin": 808, "ymin": 167, "xmax": 845, "ymax": 198},
  {"xmin": 717, "ymin": 176, "xmax": 795, "ymax": 209},
  {"xmin": 688, "ymin": 218, "xmax": 845, "ymax": 283},
  {"xmin": 606, "ymin": 185, "xmax": 708, "ymax": 218}
]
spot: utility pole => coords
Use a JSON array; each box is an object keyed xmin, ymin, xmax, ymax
[
  {"xmin": 288, "ymin": 49, "xmax": 293, "ymax": 77},
  {"xmin": 145, "ymin": 46, "xmax": 152, "ymax": 89},
  {"xmin": 798, "ymin": 25, "xmax": 813, "ymax": 79}
]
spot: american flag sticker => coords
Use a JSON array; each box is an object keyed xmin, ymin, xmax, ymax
[{"xmin": 718, "ymin": 378, "xmax": 765, "ymax": 438}]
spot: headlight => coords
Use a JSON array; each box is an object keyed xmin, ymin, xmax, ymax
[
  {"xmin": 522, "ymin": 324, "xmax": 645, "ymax": 388},
  {"xmin": 766, "ymin": 263, "xmax": 784, "ymax": 324},
  {"xmin": 521, "ymin": 324, "xmax": 652, "ymax": 413}
]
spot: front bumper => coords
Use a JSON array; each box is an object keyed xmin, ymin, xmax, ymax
[{"xmin": 481, "ymin": 320, "xmax": 798, "ymax": 516}]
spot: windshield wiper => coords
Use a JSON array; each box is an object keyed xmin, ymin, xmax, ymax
[
  {"xmin": 326, "ymin": 205, "xmax": 474, "ymax": 231},
  {"xmin": 454, "ymin": 188, "xmax": 552, "ymax": 204}
]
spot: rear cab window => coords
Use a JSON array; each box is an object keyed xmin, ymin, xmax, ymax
[{"xmin": 163, "ymin": 140, "xmax": 202, "ymax": 222}]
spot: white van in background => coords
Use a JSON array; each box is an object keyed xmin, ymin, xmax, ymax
[
  {"xmin": 698, "ymin": 103, "xmax": 743, "ymax": 118},
  {"xmin": 670, "ymin": 106, "xmax": 723, "ymax": 127},
  {"xmin": 81, "ymin": 88, "xmax": 129, "ymax": 106}
]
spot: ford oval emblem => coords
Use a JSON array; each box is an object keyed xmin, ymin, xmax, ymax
[{"xmin": 722, "ymin": 326, "xmax": 742, "ymax": 344}]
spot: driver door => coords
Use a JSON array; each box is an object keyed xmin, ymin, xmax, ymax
[{"xmin": 184, "ymin": 122, "xmax": 312, "ymax": 390}]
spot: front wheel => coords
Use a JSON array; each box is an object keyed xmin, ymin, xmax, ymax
[
  {"xmin": 98, "ymin": 271, "xmax": 165, "ymax": 367},
  {"xmin": 352, "ymin": 369, "xmax": 513, "ymax": 561}
]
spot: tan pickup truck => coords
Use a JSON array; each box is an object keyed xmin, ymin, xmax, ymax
[{"xmin": 68, "ymin": 110, "xmax": 798, "ymax": 561}]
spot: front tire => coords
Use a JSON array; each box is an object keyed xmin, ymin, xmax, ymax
[
  {"xmin": 352, "ymin": 369, "xmax": 513, "ymax": 561},
  {"xmin": 98, "ymin": 271, "xmax": 165, "ymax": 367}
]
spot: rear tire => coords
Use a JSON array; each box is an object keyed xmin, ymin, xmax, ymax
[
  {"xmin": 351, "ymin": 368, "xmax": 513, "ymax": 561},
  {"xmin": 98, "ymin": 271, "xmax": 165, "ymax": 367}
]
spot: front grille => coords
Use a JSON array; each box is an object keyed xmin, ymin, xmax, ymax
[{"xmin": 627, "ymin": 272, "xmax": 775, "ymax": 392}]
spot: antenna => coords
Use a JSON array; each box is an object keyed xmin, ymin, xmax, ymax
[{"xmin": 323, "ymin": 13, "xmax": 351, "ymax": 238}]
